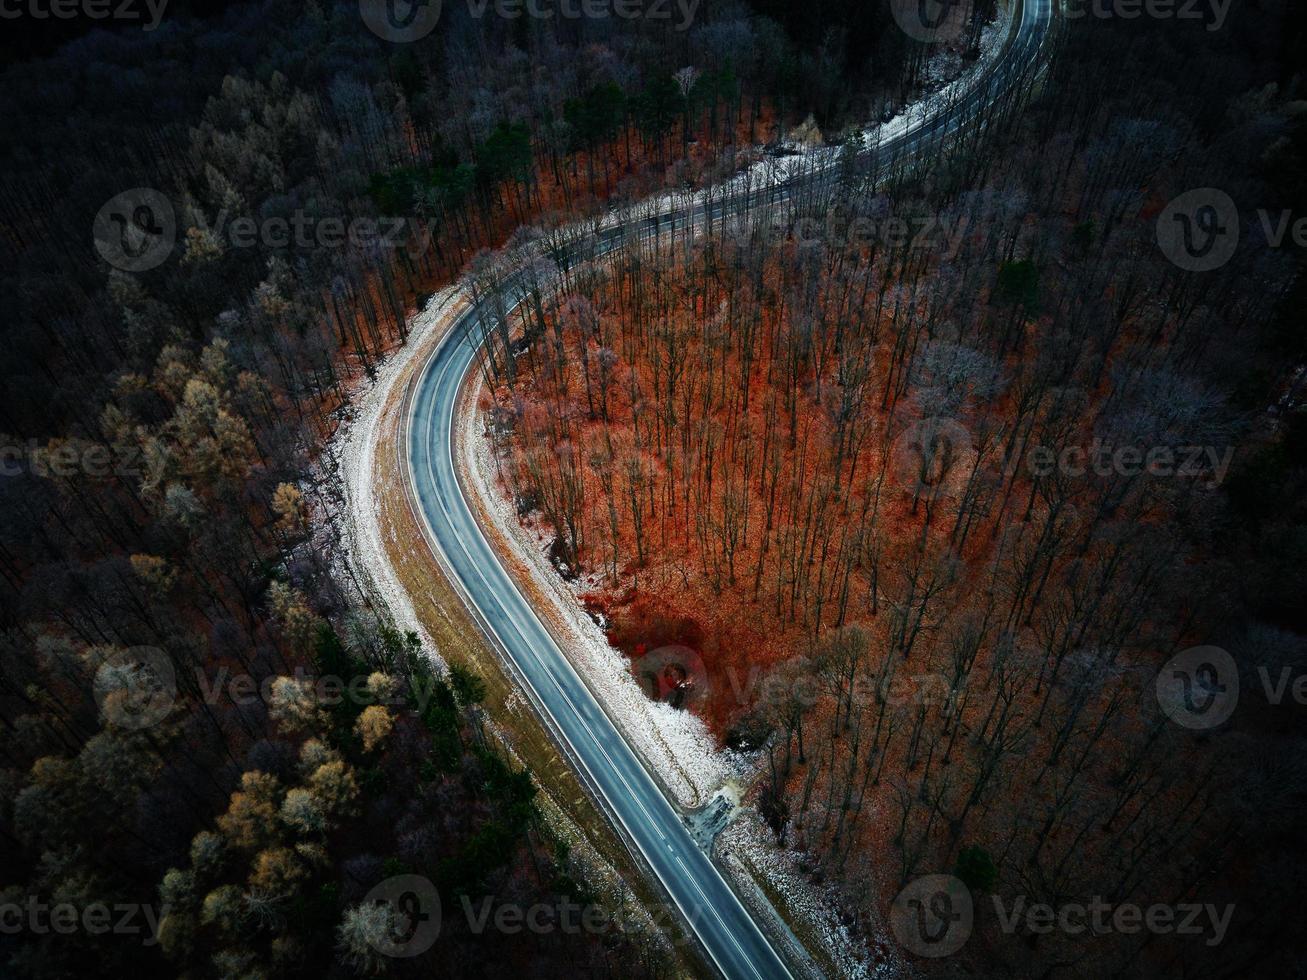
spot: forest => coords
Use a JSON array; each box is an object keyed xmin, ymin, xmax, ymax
[
  {"xmin": 1, "ymin": 0, "xmax": 1304, "ymax": 977},
  {"xmin": 472, "ymin": 3, "xmax": 1307, "ymax": 978}
]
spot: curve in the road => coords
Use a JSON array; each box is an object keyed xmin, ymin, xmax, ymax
[{"xmin": 402, "ymin": 3, "xmax": 1054, "ymax": 977}]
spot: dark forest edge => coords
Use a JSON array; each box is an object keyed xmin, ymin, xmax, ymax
[{"xmin": 0, "ymin": 0, "xmax": 1305, "ymax": 977}]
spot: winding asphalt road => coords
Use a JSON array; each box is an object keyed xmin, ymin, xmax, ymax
[{"xmin": 402, "ymin": 3, "xmax": 1054, "ymax": 976}]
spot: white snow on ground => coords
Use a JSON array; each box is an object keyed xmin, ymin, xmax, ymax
[
  {"xmin": 719, "ymin": 813, "xmax": 900, "ymax": 980},
  {"xmin": 619, "ymin": 2, "xmax": 1013, "ymax": 213},
  {"xmin": 325, "ymin": 285, "xmax": 466, "ymax": 660}
]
